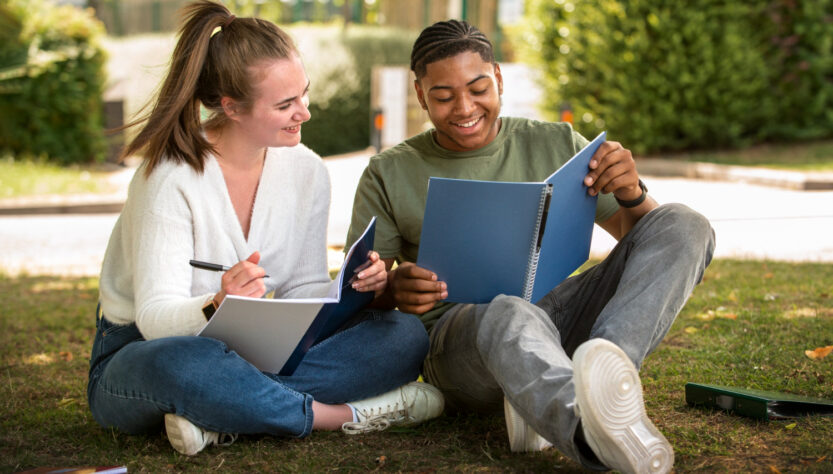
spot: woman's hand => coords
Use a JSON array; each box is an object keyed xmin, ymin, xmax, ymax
[
  {"xmin": 351, "ymin": 251, "xmax": 388, "ymax": 297},
  {"xmin": 213, "ymin": 251, "xmax": 268, "ymax": 305}
]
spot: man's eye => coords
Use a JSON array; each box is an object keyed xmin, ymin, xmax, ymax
[{"xmin": 435, "ymin": 97, "xmax": 453, "ymax": 103}]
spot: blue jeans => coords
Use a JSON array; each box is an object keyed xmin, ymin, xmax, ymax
[
  {"xmin": 422, "ymin": 203, "xmax": 715, "ymax": 468},
  {"xmin": 87, "ymin": 308, "xmax": 428, "ymax": 438}
]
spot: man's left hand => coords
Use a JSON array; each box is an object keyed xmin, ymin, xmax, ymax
[{"xmin": 583, "ymin": 140, "xmax": 642, "ymax": 201}]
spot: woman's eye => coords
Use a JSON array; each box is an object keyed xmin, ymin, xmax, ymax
[
  {"xmin": 472, "ymin": 89, "xmax": 487, "ymax": 95},
  {"xmin": 278, "ymin": 104, "xmax": 292, "ymax": 111}
]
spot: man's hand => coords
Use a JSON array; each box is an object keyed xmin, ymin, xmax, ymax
[
  {"xmin": 586, "ymin": 140, "xmax": 658, "ymax": 240},
  {"xmin": 387, "ymin": 262, "xmax": 448, "ymax": 315},
  {"xmin": 583, "ymin": 140, "xmax": 642, "ymax": 202}
]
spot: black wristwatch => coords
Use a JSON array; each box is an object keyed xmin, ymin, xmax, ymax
[{"xmin": 615, "ymin": 179, "xmax": 648, "ymax": 208}]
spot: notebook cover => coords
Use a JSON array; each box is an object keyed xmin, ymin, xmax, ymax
[{"xmin": 685, "ymin": 382, "xmax": 833, "ymax": 420}]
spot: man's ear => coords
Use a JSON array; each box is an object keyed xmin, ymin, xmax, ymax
[
  {"xmin": 221, "ymin": 97, "xmax": 241, "ymax": 121},
  {"xmin": 414, "ymin": 79, "xmax": 427, "ymax": 110},
  {"xmin": 494, "ymin": 63, "xmax": 503, "ymax": 96}
]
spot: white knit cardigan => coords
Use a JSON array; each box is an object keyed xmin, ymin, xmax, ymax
[{"xmin": 99, "ymin": 144, "xmax": 333, "ymax": 340}]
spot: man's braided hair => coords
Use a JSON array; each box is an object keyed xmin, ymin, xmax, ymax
[{"xmin": 410, "ymin": 19, "xmax": 495, "ymax": 79}]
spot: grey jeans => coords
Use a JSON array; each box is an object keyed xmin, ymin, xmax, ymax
[{"xmin": 422, "ymin": 203, "xmax": 715, "ymax": 467}]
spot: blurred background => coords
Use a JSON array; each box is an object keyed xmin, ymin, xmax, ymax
[
  {"xmin": 1, "ymin": 0, "xmax": 833, "ymax": 275},
  {"xmin": 4, "ymin": 0, "xmax": 833, "ymax": 164}
]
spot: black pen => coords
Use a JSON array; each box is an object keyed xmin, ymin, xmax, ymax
[{"xmin": 189, "ymin": 259, "xmax": 270, "ymax": 278}]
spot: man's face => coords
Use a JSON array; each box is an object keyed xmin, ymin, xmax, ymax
[{"xmin": 415, "ymin": 51, "xmax": 503, "ymax": 152}]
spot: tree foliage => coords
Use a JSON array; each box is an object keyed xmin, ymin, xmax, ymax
[{"xmin": 523, "ymin": 0, "xmax": 833, "ymax": 154}]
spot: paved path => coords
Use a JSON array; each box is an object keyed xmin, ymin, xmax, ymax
[{"xmin": 2, "ymin": 151, "xmax": 833, "ymax": 277}]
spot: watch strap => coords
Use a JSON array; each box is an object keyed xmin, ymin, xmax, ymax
[
  {"xmin": 202, "ymin": 298, "xmax": 217, "ymax": 321},
  {"xmin": 615, "ymin": 179, "xmax": 648, "ymax": 208}
]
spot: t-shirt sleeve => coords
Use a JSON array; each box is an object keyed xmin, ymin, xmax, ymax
[{"xmin": 346, "ymin": 161, "xmax": 402, "ymax": 259}]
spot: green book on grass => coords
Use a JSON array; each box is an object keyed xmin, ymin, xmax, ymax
[{"xmin": 685, "ymin": 382, "xmax": 833, "ymax": 420}]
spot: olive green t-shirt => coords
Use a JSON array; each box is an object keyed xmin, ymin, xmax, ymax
[{"xmin": 347, "ymin": 117, "xmax": 619, "ymax": 330}]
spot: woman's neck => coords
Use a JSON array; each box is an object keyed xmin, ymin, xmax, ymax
[{"xmin": 206, "ymin": 126, "xmax": 266, "ymax": 171}]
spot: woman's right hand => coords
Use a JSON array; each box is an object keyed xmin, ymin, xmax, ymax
[{"xmin": 213, "ymin": 251, "xmax": 267, "ymax": 305}]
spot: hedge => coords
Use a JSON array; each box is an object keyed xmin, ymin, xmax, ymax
[
  {"xmin": 522, "ymin": 0, "xmax": 833, "ymax": 155},
  {"xmin": 293, "ymin": 24, "xmax": 416, "ymax": 156},
  {"xmin": 0, "ymin": 0, "xmax": 108, "ymax": 164}
]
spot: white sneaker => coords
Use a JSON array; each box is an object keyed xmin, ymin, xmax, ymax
[
  {"xmin": 573, "ymin": 339, "xmax": 673, "ymax": 474},
  {"xmin": 164, "ymin": 413, "xmax": 237, "ymax": 456},
  {"xmin": 341, "ymin": 381, "xmax": 444, "ymax": 434},
  {"xmin": 504, "ymin": 397, "xmax": 553, "ymax": 452}
]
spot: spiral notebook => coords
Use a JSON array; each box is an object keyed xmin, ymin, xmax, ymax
[{"xmin": 416, "ymin": 132, "xmax": 605, "ymax": 304}]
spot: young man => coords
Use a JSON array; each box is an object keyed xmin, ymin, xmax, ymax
[{"xmin": 347, "ymin": 19, "xmax": 715, "ymax": 473}]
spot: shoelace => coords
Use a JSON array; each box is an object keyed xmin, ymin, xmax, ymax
[
  {"xmin": 341, "ymin": 401, "xmax": 415, "ymax": 434},
  {"xmin": 202, "ymin": 431, "xmax": 238, "ymax": 449}
]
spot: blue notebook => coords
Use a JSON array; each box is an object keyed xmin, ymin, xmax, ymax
[
  {"xmin": 416, "ymin": 132, "xmax": 605, "ymax": 304},
  {"xmin": 199, "ymin": 218, "xmax": 376, "ymax": 376}
]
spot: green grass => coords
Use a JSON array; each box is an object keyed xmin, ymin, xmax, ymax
[
  {"xmin": 0, "ymin": 156, "xmax": 115, "ymax": 199},
  {"xmin": 655, "ymin": 139, "xmax": 833, "ymax": 171},
  {"xmin": 2, "ymin": 259, "xmax": 832, "ymax": 472}
]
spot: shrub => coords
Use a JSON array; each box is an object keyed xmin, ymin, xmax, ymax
[
  {"xmin": 523, "ymin": 0, "xmax": 833, "ymax": 155},
  {"xmin": 761, "ymin": 0, "xmax": 833, "ymax": 141},
  {"xmin": 0, "ymin": 0, "xmax": 107, "ymax": 164},
  {"xmin": 292, "ymin": 24, "xmax": 416, "ymax": 156}
]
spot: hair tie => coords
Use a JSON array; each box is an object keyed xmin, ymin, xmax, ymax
[{"xmin": 223, "ymin": 15, "xmax": 236, "ymax": 29}]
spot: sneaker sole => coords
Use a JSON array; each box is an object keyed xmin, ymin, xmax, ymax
[
  {"xmin": 504, "ymin": 398, "xmax": 552, "ymax": 452},
  {"xmin": 165, "ymin": 413, "xmax": 202, "ymax": 456},
  {"xmin": 573, "ymin": 339, "xmax": 673, "ymax": 474}
]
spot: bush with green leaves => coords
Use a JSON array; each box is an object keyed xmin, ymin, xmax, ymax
[
  {"xmin": 293, "ymin": 24, "xmax": 415, "ymax": 156},
  {"xmin": 0, "ymin": 0, "xmax": 107, "ymax": 164},
  {"xmin": 523, "ymin": 0, "xmax": 833, "ymax": 155},
  {"xmin": 761, "ymin": 0, "xmax": 833, "ymax": 141}
]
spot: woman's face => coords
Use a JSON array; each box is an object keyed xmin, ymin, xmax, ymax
[
  {"xmin": 236, "ymin": 55, "xmax": 311, "ymax": 149},
  {"xmin": 414, "ymin": 50, "xmax": 503, "ymax": 152}
]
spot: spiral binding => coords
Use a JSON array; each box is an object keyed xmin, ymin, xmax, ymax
[{"xmin": 522, "ymin": 185, "xmax": 553, "ymax": 301}]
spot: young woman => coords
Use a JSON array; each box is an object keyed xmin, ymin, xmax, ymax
[{"xmin": 87, "ymin": 0, "xmax": 442, "ymax": 456}]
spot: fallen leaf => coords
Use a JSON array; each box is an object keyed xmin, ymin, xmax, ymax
[
  {"xmin": 697, "ymin": 311, "xmax": 715, "ymax": 321},
  {"xmin": 785, "ymin": 422, "xmax": 797, "ymax": 430},
  {"xmin": 717, "ymin": 312, "xmax": 738, "ymax": 320},
  {"xmin": 769, "ymin": 465, "xmax": 782, "ymax": 473},
  {"xmin": 376, "ymin": 455, "xmax": 387, "ymax": 467},
  {"xmin": 58, "ymin": 398, "xmax": 77, "ymax": 408},
  {"xmin": 684, "ymin": 326, "xmax": 699, "ymax": 334},
  {"xmin": 59, "ymin": 351, "xmax": 73, "ymax": 362},
  {"xmin": 24, "ymin": 353, "xmax": 54, "ymax": 365},
  {"xmin": 805, "ymin": 346, "xmax": 833, "ymax": 360},
  {"xmin": 763, "ymin": 272, "xmax": 774, "ymax": 279},
  {"xmin": 728, "ymin": 290, "xmax": 738, "ymax": 302}
]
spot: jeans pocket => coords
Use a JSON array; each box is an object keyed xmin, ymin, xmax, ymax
[{"xmin": 90, "ymin": 311, "xmax": 143, "ymax": 370}]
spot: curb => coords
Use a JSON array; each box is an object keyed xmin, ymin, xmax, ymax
[
  {"xmin": 1, "ymin": 157, "xmax": 832, "ymax": 216},
  {"xmin": 0, "ymin": 201, "xmax": 124, "ymax": 216},
  {"xmin": 637, "ymin": 158, "xmax": 833, "ymax": 191}
]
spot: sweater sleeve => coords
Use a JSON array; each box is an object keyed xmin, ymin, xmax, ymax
[{"xmin": 131, "ymin": 190, "xmax": 210, "ymax": 340}]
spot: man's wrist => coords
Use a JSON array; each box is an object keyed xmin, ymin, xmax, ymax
[{"xmin": 615, "ymin": 179, "xmax": 648, "ymax": 208}]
